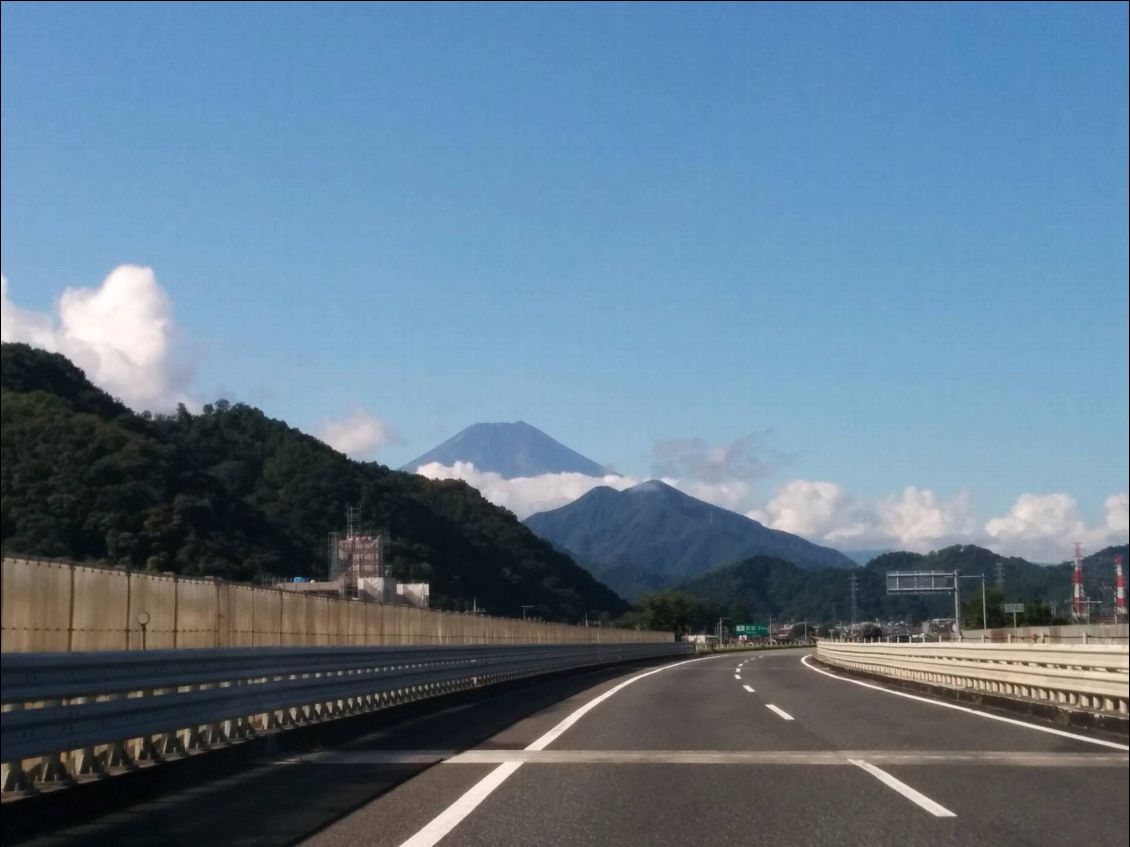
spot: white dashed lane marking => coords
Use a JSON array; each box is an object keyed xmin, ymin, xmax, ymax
[{"xmin": 765, "ymin": 704, "xmax": 794, "ymax": 721}]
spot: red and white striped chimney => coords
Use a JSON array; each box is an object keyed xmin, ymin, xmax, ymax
[
  {"xmin": 1072, "ymin": 542, "xmax": 1085, "ymax": 620},
  {"xmin": 1115, "ymin": 554, "xmax": 1126, "ymax": 618}
]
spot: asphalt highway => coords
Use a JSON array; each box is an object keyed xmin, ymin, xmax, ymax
[{"xmin": 20, "ymin": 648, "xmax": 1129, "ymax": 847}]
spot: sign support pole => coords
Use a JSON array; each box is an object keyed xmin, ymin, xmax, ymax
[{"xmin": 953, "ymin": 570, "xmax": 961, "ymax": 642}]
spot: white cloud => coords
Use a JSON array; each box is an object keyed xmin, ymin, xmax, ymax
[
  {"xmin": 1, "ymin": 266, "xmax": 194, "ymax": 411},
  {"xmin": 875, "ymin": 486, "xmax": 976, "ymax": 551},
  {"xmin": 652, "ymin": 433, "xmax": 789, "ymax": 485},
  {"xmin": 751, "ymin": 480, "xmax": 1126, "ymax": 561},
  {"xmin": 984, "ymin": 493, "xmax": 1083, "ymax": 542},
  {"xmin": 748, "ymin": 480, "xmax": 871, "ymax": 543},
  {"xmin": 317, "ymin": 408, "xmax": 398, "ymax": 459},
  {"xmin": 747, "ymin": 480, "xmax": 975, "ymax": 551},
  {"xmin": 677, "ymin": 479, "xmax": 756, "ymax": 514},
  {"xmin": 413, "ymin": 461, "xmax": 640, "ymax": 519},
  {"xmin": 1105, "ymin": 492, "xmax": 1129, "ymax": 535},
  {"xmin": 984, "ymin": 492, "xmax": 1129, "ymax": 561}
]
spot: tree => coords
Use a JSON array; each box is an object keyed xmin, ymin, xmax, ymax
[{"xmin": 634, "ymin": 590, "xmax": 703, "ymax": 634}]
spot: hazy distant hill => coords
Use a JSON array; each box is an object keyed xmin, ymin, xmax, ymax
[
  {"xmin": 841, "ymin": 548, "xmax": 891, "ymax": 566},
  {"xmin": 524, "ymin": 480, "xmax": 855, "ymax": 600},
  {"xmin": 402, "ymin": 421, "xmax": 607, "ymax": 478},
  {"xmin": 0, "ymin": 343, "xmax": 628, "ymax": 620}
]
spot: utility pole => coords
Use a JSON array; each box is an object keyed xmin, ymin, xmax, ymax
[
  {"xmin": 952, "ymin": 570, "xmax": 961, "ymax": 641},
  {"xmin": 980, "ymin": 573, "xmax": 988, "ymax": 634},
  {"xmin": 1072, "ymin": 542, "xmax": 1085, "ymax": 621},
  {"xmin": 849, "ymin": 572, "xmax": 859, "ymax": 636}
]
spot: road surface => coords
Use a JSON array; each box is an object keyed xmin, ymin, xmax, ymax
[{"xmin": 23, "ymin": 648, "xmax": 1129, "ymax": 847}]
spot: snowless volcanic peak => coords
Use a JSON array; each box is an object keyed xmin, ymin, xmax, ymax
[{"xmin": 403, "ymin": 421, "xmax": 608, "ymax": 479}]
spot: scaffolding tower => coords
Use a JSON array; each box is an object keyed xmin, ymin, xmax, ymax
[{"xmin": 327, "ymin": 507, "xmax": 388, "ymax": 597}]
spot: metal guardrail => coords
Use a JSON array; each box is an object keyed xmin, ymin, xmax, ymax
[
  {"xmin": 1, "ymin": 641, "xmax": 689, "ymax": 792},
  {"xmin": 815, "ymin": 640, "xmax": 1130, "ymax": 716}
]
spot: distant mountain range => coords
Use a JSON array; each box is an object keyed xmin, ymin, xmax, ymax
[
  {"xmin": 524, "ymin": 479, "xmax": 856, "ymax": 600},
  {"xmin": 673, "ymin": 543, "xmax": 1129, "ymax": 629},
  {"xmin": 402, "ymin": 421, "xmax": 608, "ymax": 478}
]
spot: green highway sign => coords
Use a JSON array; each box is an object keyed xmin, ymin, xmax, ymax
[
  {"xmin": 1002, "ymin": 603, "xmax": 1024, "ymax": 614},
  {"xmin": 734, "ymin": 624, "xmax": 768, "ymax": 636}
]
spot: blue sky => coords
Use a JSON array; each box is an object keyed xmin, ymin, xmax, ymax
[{"xmin": 2, "ymin": 3, "xmax": 1127, "ymax": 558}]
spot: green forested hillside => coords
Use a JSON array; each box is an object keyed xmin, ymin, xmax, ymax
[{"xmin": 0, "ymin": 343, "xmax": 628, "ymax": 620}]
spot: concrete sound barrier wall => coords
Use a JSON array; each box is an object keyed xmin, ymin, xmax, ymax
[{"xmin": 1, "ymin": 557, "xmax": 669, "ymax": 652}]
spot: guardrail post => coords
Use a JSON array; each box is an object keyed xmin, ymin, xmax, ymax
[
  {"xmin": 1, "ymin": 702, "xmax": 33, "ymax": 793},
  {"xmin": 24, "ymin": 699, "xmax": 74, "ymax": 786},
  {"xmin": 73, "ymin": 700, "xmax": 108, "ymax": 777},
  {"xmin": 30, "ymin": 751, "xmax": 72, "ymax": 786},
  {"xmin": 1, "ymin": 759, "xmax": 32, "ymax": 793},
  {"xmin": 204, "ymin": 718, "xmax": 230, "ymax": 745}
]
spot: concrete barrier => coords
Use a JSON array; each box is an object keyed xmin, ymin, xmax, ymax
[
  {"xmin": 816, "ymin": 639, "xmax": 1130, "ymax": 716},
  {"xmin": 961, "ymin": 623, "xmax": 1128, "ymax": 644},
  {"xmin": 1, "ymin": 557, "xmax": 668, "ymax": 652}
]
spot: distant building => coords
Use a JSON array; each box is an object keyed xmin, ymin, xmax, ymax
[{"xmin": 277, "ymin": 507, "xmax": 429, "ymax": 608}]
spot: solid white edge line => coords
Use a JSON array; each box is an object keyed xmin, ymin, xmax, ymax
[
  {"xmin": 527, "ymin": 655, "xmax": 709, "ymax": 751},
  {"xmin": 742, "ymin": 684, "xmax": 755, "ymax": 693},
  {"xmin": 398, "ymin": 653, "xmax": 715, "ymax": 847},
  {"xmin": 765, "ymin": 704, "xmax": 794, "ymax": 721},
  {"xmin": 801, "ymin": 654, "xmax": 1130, "ymax": 752},
  {"xmin": 850, "ymin": 759, "xmax": 956, "ymax": 818}
]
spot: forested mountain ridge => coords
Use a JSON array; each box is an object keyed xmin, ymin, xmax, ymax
[
  {"xmin": 0, "ymin": 343, "xmax": 628, "ymax": 620},
  {"xmin": 524, "ymin": 479, "xmax": 855, "ymax": 600}
]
